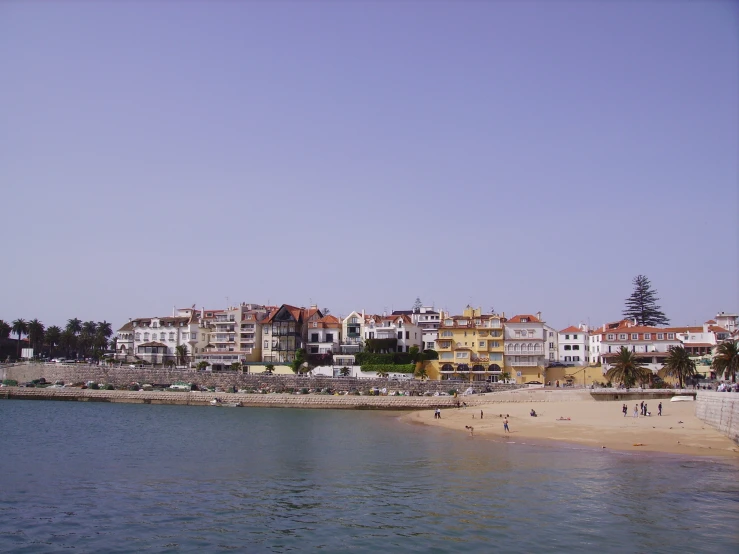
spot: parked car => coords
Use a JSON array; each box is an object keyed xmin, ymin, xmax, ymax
[{"xmin": 526, "ymin": 381, "xmax": 543, "ymax": 385}]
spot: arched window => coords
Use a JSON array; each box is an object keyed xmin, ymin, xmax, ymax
[
  {"xmin": 160, "ymin": 332, "xmax": 166, "ymax": 341},
  {"xmin": 457, "ymin": 364, "xmax": 469, "ymax": 372},
  {"xmin": 488, "ymin": 364, "xmax": 501, "ymax": 372},
  {"xmin": 441, "ymin": 364, "xmax": 453, "ymax": 371},
  {"xmin": 135, "ymin": 333, "xmax": 141, "ymax": 341},
  {"xmin": 472, "ymin": 364, "xmax": 484, "ymax": 372},
  {"xmin": 143, "ymin": 333, "xmax": 149, "ymax": 341}
]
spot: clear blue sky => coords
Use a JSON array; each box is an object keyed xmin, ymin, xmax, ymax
[{"xmin": 1, "ymin": 1, "xmax": 737, "ymax": 331}]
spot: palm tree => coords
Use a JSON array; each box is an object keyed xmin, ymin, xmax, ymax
[
  {"xmin": 0, "ymin": 320, "xmax": 11, "ymax": 340},
  {"xmin": 660, "ymin": 346, "xmax": 696, "ymax": 389},
  {"xmin": 27, "ymin": 319, "xmax": 45, "ymax": 355},
  {"xmin": 605, "ymin": 347, "xmax": 652, "ymax": 389},
  {"xmin": 376, "ymin": 368, "xmax": 389, "ymax": 378},
  {"xmin": 59, "ymin": 329, "xmax": 77, "ymax": 358},
  {"xmin": 414, "ymin": 365, "xmax": 427, "ymax": 380},
  {"xmin": 175, "ymin": 345, "xmax": 188, "ymax": 367},
  {"xmin": 97, "ymin": 321, "xmax": 113, "ymax": 340},
  {"xmin": 11, "ymin": 319, "xmax": 27, "ymax": 358},
  {"xmin": 66, "ymin": 318, "xmax": 82, "ymax": 335},
  {"xmin": 712, "ymin": 340, "xmax": 739, "ymax": 383},
  {"xmin": 339, "ymin": 366, "xmax": 351, "ymax": 377},
  {"xmin": 264, "ymin": 364, "xmax": 275, "ymax": 375},
  {"xmin": 45, "ymin": 326, "xmax": 62, "ymax": 357},
  {"xmin": 82, "ymin": 321, "xmax": 97, "ymax": 336}
]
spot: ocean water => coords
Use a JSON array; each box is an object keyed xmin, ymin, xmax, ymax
[{"xmin": 0, "ymin": 400, "xmax": 737, "ymax": 553}]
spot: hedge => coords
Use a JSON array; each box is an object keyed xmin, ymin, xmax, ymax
[
  {"xmin": 355, "ymin": 352, "xmax": 414, "ymax": 365},
  {"xmin": 361, "ymin": 364, "xmax": 416, "ymax": 374}
]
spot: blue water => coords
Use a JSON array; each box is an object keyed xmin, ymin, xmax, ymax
[{"xmin": 0, "ymin": 401, "xmax": 737, "ymax": 553}]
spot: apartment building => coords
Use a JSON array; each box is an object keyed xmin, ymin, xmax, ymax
[
  {"xmin": 558, "ymin": 325, "xmax": 588, "ymax": 366},
  {"xmin": 261, "ymin": 304, "xmax": 323, "ymax": 363},
  {"xmin": 436, "ymin": 306, "xmax": 505, "ymax": 382},
  {"xmin": 504, "ymin": 313, "xmax": 547, "ymax": 383},
  {"xmin": 115, "ymin": 308, "xmax": 203, "ymax": 365},
  {"xmin": 306, "ymin": 314, "xmax": 342, "ymax": 356},
  {"xmin": 392, "ymin": 306, "xmax": 440, "ymax": 351}
]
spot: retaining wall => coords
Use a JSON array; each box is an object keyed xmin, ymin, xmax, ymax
[
  {"xmin": 695, "ymin": 391, "xmax": 739, "ymax": 444},
  {"xmin": 1, "ymin": 363, "xmax": 519, "ymax": 395}
]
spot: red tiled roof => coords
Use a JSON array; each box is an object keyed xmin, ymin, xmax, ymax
[
  {"xmin": 507, "ymin": 314, "xmax": 541, "ymax": 323},
  {"xmin": 559, "ymin": 326, "xmax": 582, "ymax": 334},
  {"xmin": 705, "ymin": 319, "xmax": 717, "ymax": 324},
  {"xmin": 709, "ymin": 325, "xmax": 730, "ymax": 333},
  {"xmin": 138, "ymin": 341, "xmax": 167, "ymax": 348}
]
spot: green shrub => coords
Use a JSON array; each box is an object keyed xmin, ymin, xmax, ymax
[
  {"xmin": 105, "ymin": 384, "xmax": 115, "ymax": 390},
  {"xmin": 2, "ymin": 379, "xmax": 18, "ymax": 386},
  {"xmin": 362, "ymin": 364, "xmax": 415, "ymax": 374},
  {"xmin": 89, "ymin": 382, "xmax": 100, "ymax": 390},
  {"xmin": 129, "ymin": 384, "xmax": 140, "ymax": 391},
  {"xmin": 301, "ymin": 388, "xmax": 309, "ymax": 395}
]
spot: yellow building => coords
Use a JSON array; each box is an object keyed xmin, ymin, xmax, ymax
[{"xmin": 435, "ymin": 306, "xmax": 505, "ymax": 382}]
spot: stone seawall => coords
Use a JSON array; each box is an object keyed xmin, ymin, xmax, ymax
[
  {"xmin": 1, "ymin": 363, "xmax": 519, "ymax": 395},
  {"xmin": 0, "ymin": 387, "xmax": 489, "ymax": 410},
  {"xmin": 695, "ymin": 392, "xmax": 739, "ymax": 444}
]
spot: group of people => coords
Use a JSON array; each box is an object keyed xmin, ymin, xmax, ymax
[{"xmin": 622, "ymin": 401, "xmax": 662, "ymax": 418}]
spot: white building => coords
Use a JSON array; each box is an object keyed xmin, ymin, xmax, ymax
[
  {"xmin": 116, "ymin": 309, "xmax": 202, "ymax": 365},
  {"xmin": 591, "ymin": 321, "xmax": 681, "ymax": 373},
  {"xmin": 504, "ymin": 313, "xmax": 547, "ymax": 368},
  {"xmin": 544, "ymin": 323, "xmax": 559, "ymax": 364},
  {"xmin": 558, "ymin": 324, "xmax": 588, "ymax": 366},
  {"xmin": 392, "ymin": 306, "xmax": 440, "ymax": 351},
  {"xmin": 306, "ymin": 314, "xmax": 342, "ymax": 356},
  {"xmin": 364, "ymin": 314, "xmax": 422, "ymax": 353}
]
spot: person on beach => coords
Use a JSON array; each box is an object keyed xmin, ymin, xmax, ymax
[
  {"xmin": 503, "ymin": 418, "xmax": 510, "ymax": 433},
  {"xmin": 633, "ymin": 404, "xmax": 639, "ymax": 418},
  {"xmin": 480, "ymin": 410, "xmax": 483, "ymax": 419},
  {"xmin": 658, "ymin": 402, "xmax": 662, "ymax": 416},
  {"xmin": 465, "ymin": 425, "xmax": 474, "ymax": 437},
  {"xmin": 622, "ymin": 403, "xmax": 627, "ymax": 417},
  {"xmin": 643, "ymin": 403, "xmax": 648, "ymax": 416}
]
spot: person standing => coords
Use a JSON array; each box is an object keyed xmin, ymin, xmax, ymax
[
  {"xmin": 622, "ymin": 403, "xmax": 627, "ymax": 417},
  {"xmin": 503, "ymin": 418, "xmax": 510, "ymax": 433},
  {"xmin": 480, "ymin": 410, "xmax": 484, "ymax": 419},
  {"xmin": 633, "ymin": 404, "xmax": 639, "ymax": 418},
  {"xmin": 643, "ymin": 403, "xmax": 648, "ymax": 416},
  {"xmin": 658, "ymin": 402, "xmax": 662, "ymax": 416}
]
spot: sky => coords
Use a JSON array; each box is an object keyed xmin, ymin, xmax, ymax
[{"xmin": 1, "ymin": 1, "xmax": 737, "ymax": 332}]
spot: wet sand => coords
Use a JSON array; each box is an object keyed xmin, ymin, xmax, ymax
[{"xmin": 404, "ymin": 398, "xmax": 739, "ymax": 457}]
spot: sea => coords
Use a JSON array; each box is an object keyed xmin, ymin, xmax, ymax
[{"xmin": 1, "ymin": 400, "xmax": 737, "ymax": 553}]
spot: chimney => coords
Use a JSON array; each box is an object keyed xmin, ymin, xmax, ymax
[{"xmin": 536, "ymin": 311, "xmax": 542, "ymax": 321}]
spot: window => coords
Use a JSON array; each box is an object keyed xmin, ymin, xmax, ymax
[
  {"xmin": 160, "ymin": 333, "xmax": 166, "ymax": 341},
  {"xmin": 264, "ymin": 327, "xmax": 269, "ymax": 334},
  {"xmin": 607, "ymin": 334, "xmax": 615, "ymax": 340},
  {"xmin": 564, "ymin": 356, "xmax": 571, "ymax": 362},
  {"xmin": 169, "ymin": 332, "xmax": 175, "ymax": 341},
  {"xmin": 440, "ymin": 352, "xmax": 453, "ymax": 360},
  {"xmin": 441, "ymin": 330, "xmax": 452, "ymax": 337},
  {"xmin": 397, "ymin": 331, "xmax": 402, "ymax": 339},
  {"xmin": 549, "ymin": 331, "xmax": 554, "ymax": 337},
  {"xmin": 455, "ymin": 352, "xmax": 469, "ymax": 358},
  {"xmin": 490, "ymin": 342, "xmax": 500, "ymax": 348},
  {"xmin": 573, "ymin": 356, "xmax": 580, "ymax": 361},
  {"xmin": 573, "ymin": 335, "xmax": 578, "ymax": 339},
  {"xmin": 405, "ymin": 331, "xmax": 409, "ymax": 339},
  {"xmin": 349, "ymin": 317, "xmax": 358, "ymax": 324},
  {"xmin": 619, "ymin": 334, "xmax": 627, "ymax": 340},
  {"xmin": 564, "ymin": 345, "xmax": 572, "ymax": 351},
  {"xmin": 521, "ymin": 318, "xmax": 528, "ymax": 323},
  {"xmin": 631, "ymin": 333, "xmax": 638, "ymax": 340},
  {"xmin": 490, "ymin": 353, "xmax": 503, "ymax": 361},
  {"xmin": 143, "ymin": 333, "xmax": 149, "ymax": 341},
  {"xmin": 264, "ymin": 341, "xmax": 268, "ymax": 348},
  {"xmin": 444, "ymin": 319, "xmax": 453, "ymax": 326},
  {"xmin": 326, "ymin": 333, "xmax": 334, "ymax": 342},
  {"xmin": 311, "ymin": 333, "xmax": 319, "ymax": 342},
  {"xmin": 573, "ymin": 345, "xmax": 579, "ymax": 350},
  {"xmin": 310, "ymin": 346, "xmax": 318, "ymax": 354},
  {"xmin": 657, "ymin": 333, "xmax": 664, "ymax": 340},
  {"xmin": 667, "ymin": 333, "xmax": 675, "ymax": 340},
  {"xmin": 549, "ymin": 342, "xmax": 554, "ymax": 348},
  {"xmin": 644, "ymin": 333, "xmax": 651, "ymax": 340},
  {"xmin": 565, "ymin": 335, "xmax": 570, "ymax": 340},
  {"xmin": 528, "ymin": 330, "xmax": 534, "ymax": 337},
  {"xmin": 479, "ymin": 341, "xmax": 485, "ymax": 348},
  {"xmin": 135, "ymin": 333, "xmax": 141, "ymax": 341},
  {"xmin": 515, "ymin": 330, "xmax": 522, "ymax": 338},
  {"xmin": 397, "ymin": 346, "xmax": 403, "ymax": 353}
]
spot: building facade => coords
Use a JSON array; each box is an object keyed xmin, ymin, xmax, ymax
[
  {"xmin": 504, "ymin": 313, "xmax": 547, "ymax": 383},
  {"xmin": 392, "ymin": 306, "xmax": 440, "ymax": 351},
  {"xmin": 261, "ymin": 304, "xmax": 322, "ymax": 363},
  {"xmin": 557, "ymin": 325, "xmax": 588, "ymax": 366},
  {"xmin": 364, "ymin": 314, "xmax": 422, "ymax": 353},
  {"xmin": 435, "ymin": 306, "xmax": 505, "ymax": 382}
]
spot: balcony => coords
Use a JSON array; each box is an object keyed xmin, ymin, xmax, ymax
[{"xmin": 347, "ymin": 332, "xmax": 361, "ymax": 338}]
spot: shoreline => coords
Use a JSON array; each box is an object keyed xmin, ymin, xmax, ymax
[{"xmin": 402, "ymin": 398, "xmax": 739, "ymax": 458}]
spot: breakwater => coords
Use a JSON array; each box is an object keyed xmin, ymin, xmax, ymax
[
  {"xmin": 0, "ymin": 387, "xmax": 488, "ymax": 410},
  {"xmin": 696, "ymin": 391, "xmax": 739, "ymax": 444}
]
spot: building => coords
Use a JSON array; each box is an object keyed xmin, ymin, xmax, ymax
[
  {"xmin": 712, "ymin": 311, "xmax": 737, "ymax": 334},
  {"xmin": 116, "ymin": 309, "xmax": 202, "ymax": 365},
  {"xmin": 591, "ymin": 320, "xmax": 682, "ymax": 373},
  {"xmin": 261, "ymin": 304, "xmax": 323, "ymax": 363},
  {"xmin": 196, "ymin": 304, "xmax": 269, "ymax": 370},
  {"xmin": 504, "ymin": 313, "xmax": 547, "ymax": 383},
  {"xmin": 333, "ymin": 310, "xmax": 366, "ymax": 367},
  {"xmin": 435, "ymin": 306, "xmax": 505, "ymax": 382},
  {"xmin": 364, "ymin": 314, "xmax": 422, "ymax": 353},
  {"xmin": 392, "ymin": 306, "xmax": 440, "ymax": 351},
  {"xmin": 306, "ymin": 314, "xmax": 342, "ymax": 357},
  {"xmin": 557, "ymin": 325, "xmax": 589, "ymax": 366}
]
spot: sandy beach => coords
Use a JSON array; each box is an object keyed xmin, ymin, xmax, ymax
[{"xmin": 404, "ymin": 396, "xmax": 739, "ymax": 457}]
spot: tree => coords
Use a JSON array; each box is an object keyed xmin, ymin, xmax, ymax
[
  {"xmin": 59, "ymin": 329, "xmax": 77, "ymax": 358},
  {"xmin": 66, "ymin": 318, "xmax": 82, "ymax": 335},
  {"xmin": 413, "ymin": 297, "xmax": 422, "ymax": 312},
  {"xmin": 230, "ymin": 362, "xmax": 242, "ymax": 372},
  {"xmin": 264, "ymin": 364, "xmax": 275, "ymax": 375},
  {"xmin": 605, "ymin": 347, "xmax": 652, "ymax": 389},
  {"xmin": 622, "ymin": 275, "xmax": 670, "ymax": 326},
  {"xmin": 197, "ymin": 361, "xmax": 210, "ymax": 371},
  {"xmin": 45, "ymin": 326, "xmax": 61, "ymax": 357},
  {"xmin": 11, "ymin": 319, "xmax": 27, "ymax": 358},
  {"xmin": 501, "ymin": 371, "xmax": 511, "ymax": 383},
  {"xmin": 164, "ymin": 359, "xmax": 176, "ymax": 368},
  {"xmin": 712, "ymin": 340, "xmax": 739, "ymax": 383},
  {"xmin": 409, "ymin": 345, "xmax": 420, "ymax": 361},
  {"xmin": 339, "ymin": 366, "xmax": 351, "ymax": 377},
  {"xmin": 97, "ymin": 321, "xmax": 113, "ymax": 340},
  {"xmin": 290, "ymin": 348, "xmax": 307, "ymax": 374},
  {"xmin": 0, "ymin": 320, "xmax": 10, "ymax": 340},
  {"xmin": 376, "ymin": 368, "xmax": 389, "ymax": 378},
  {"xmin": 27, "ymin": 319, "xmax": 45, "ymax": 355},
  {"xmin": 660, "ymin": 346, "xmax": 696, "ymax": 389},
  {"xmin": 414, "ymin": 365, "xmax": 427, "ymax": 380},
  {"xmin": 175, "ymin": 345, "xmax": 189, "ymax": 367},
  {"xmin": 82, "ymin": 321, "xmax": 97, "ymax": 336}
]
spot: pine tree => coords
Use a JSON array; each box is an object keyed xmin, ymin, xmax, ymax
[
  {"xmin": 412, "ymin": 297, "xmax": 422, "ymax": 312},
  {"xmin": 623, "ymin": 275, "xmax": 670, "ymax": 326}
]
